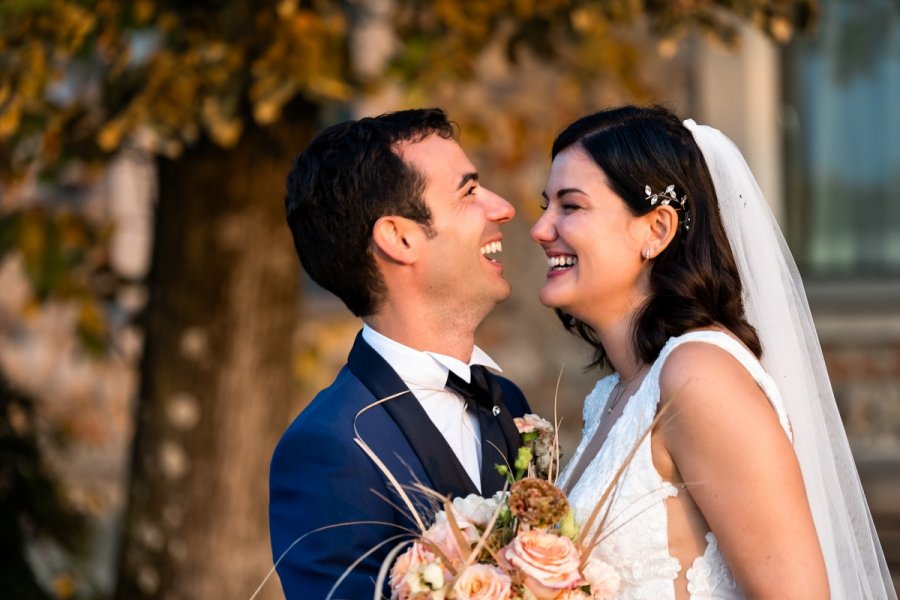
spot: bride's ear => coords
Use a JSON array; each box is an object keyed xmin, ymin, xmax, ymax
[
  {"xmin": 371, "ymin": 216, "xmax": 418, "ymax": 265},
  {"xmin": 644, "ymin": 205, "xmax": 678, "ymax": 257}
]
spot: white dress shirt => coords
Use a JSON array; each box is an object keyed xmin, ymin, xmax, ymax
[{"xmin": 361, "ymin": 324, "xmax": 502, "ymax": 492}]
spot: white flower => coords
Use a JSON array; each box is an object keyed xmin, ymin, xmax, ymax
[
  {"xmin": 390, "ymin": 543, "xmax": 449, "ymax": 599},
  {"xmin": 421, "ymin": 562, "xmax": 446, "ymax": 590},
  {"xmin": 451, "ymin": 493, "xmax": 502, "ymax": 527}
]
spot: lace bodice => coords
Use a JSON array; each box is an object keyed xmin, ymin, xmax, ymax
[{"xmin": 557, "ymin": 331, "xmax": 792, "ymax": 600}]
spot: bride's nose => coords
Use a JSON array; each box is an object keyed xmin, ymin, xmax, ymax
[{"xmin": 530, "ymin": 210, "xmax": 557, "ymax": 244}]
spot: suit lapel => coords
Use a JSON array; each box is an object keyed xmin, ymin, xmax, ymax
[
  {"xmin": 347, "ymin": 332, "xmax": 479, "ymax": 499},
  {"xmin": 479, "ymin": 374, "xmax": 523, "ymax": 495}
]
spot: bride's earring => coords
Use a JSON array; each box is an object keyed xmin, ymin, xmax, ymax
[{"xmin": 643, "ymin": 248, "xmax": 651, "ymax": 262}]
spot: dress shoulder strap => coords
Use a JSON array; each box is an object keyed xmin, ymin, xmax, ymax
[{"xmin": 650, "ymin": 330, "xmax": 793, "ymax": 441}]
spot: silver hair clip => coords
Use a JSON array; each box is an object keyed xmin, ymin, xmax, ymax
[{"xmin": 645, "ymin": 184, "xmax": 691, "ymax": 230}]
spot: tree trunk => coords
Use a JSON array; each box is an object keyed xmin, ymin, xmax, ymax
[{"xmin": 115, "ymin": 101, "xmax": 317, "ymax": 600}]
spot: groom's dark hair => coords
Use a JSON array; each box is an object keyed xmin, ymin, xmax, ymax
[
  {"xmin": 285, "ymin": 108, "xmax": 456, "ymax": 316},
  {"xmin": 550, "ymin": 105, "xmax": 761, "ymax": 368}
]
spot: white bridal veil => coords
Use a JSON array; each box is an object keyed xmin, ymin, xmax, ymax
[{"xmin": 683, "ymin": 119, "xmax": 896, "ymax": 599}]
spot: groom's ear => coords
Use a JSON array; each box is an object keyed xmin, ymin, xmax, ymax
[
  {"xmin": 371, "ymin": 216, "xmax": 419, "ymax": 265},
  {"xmin": 645, "ymin": 205, "xmax": 678, "ymax": 253}
]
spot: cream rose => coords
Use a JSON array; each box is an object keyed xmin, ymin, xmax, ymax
[
  {"xmin": 502, "ymin": 530, "xmax": 584, "ymax": 599},
  {"xmin": 582, "ymin": 557, "xmax": 620, "ymax": 600},
  {"xmin": 451, "ymin": 564, "xmax": 512, "ymax": 600}
]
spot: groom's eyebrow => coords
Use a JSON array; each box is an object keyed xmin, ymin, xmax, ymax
[{"xmin": 456, "ymin": 172, "xmax": 479, "ymax": 190}]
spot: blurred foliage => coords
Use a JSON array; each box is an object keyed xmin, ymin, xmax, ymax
[
  {"xmin": 0, "ymin": 0, "xmax": 819, "ymax": 312},
  {"xmin": 0, "ymin": 207, "xmax": 114, "ymax": 353},
  {"xmin": 0, "ymin": 0, "xmax": 817, "ymax": 180},
  {"xmin": 0, "ymin": 373, "xmax": 90, "ymax": 599},
  {"xmin": 392, "ymin": 0, "xmax": 817, "ymax": 85},
  {"xmin": 0, "ymin": 0, "xmax": 349, "ymax": 175}
]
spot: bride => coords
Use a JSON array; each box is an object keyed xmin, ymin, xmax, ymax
[{"xmin": 531, "ymin": 106, "xmax": 895, "ymax": 599}]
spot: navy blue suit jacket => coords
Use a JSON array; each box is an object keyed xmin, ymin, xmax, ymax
[{"xmin": 269, "ymin": 332, "xmax": 530, "ymax": 599}]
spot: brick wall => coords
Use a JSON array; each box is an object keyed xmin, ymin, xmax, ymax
[{"xmin": 824, "ymin": 341, "xmax": 900, "ymax": 585}]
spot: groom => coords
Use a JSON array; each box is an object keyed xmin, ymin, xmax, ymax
[{"xmin": 270, "ymin": 108, "xmax": 530, "ymax": 598}]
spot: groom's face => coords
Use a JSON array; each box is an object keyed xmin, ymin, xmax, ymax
[{"xmin": 397, "ymin": 135, "xmax": 516, "ymax": 314}]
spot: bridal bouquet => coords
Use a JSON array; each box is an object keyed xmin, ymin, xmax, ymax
[{"xmin": 382, "ymin": 414, "xmax": 621, "ymax": 600}]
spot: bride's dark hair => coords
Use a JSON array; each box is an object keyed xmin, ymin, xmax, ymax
[{"xmin": 551, "ymin": 105, "xmax": 761, "ymax": 368}]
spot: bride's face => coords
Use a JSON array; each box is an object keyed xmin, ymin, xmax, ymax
[{"xmin": 531, "ymin": 146, "xmax": 649, "ymax": 326}]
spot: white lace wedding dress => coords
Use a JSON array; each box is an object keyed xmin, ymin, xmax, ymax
[{"xmin": 557, "ymin": 330, "xmax": 793, "ymax": 599}]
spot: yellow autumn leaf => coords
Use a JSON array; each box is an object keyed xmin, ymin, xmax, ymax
[
  {"xmin": 52, "ymin": 572, "xmax": 77, "ymax": 599},
  {"xmin": 308, "ymin": 76, "xmax": 351, "ymax": 102},
  {"xmin": 201, "ymin": 96, "xmax": 242, "ymax": 147},
  {"xmin": 208, "ymin": 119, "xmax": 242, "ymax": 148},
  {"xmin": 19, "ymin": 213, "xmax": 46, "ymax": 260},
  {"xmin": 79, "ymin": 300, "xmax": 106, "ymax": 339},
  {"xmin": 278, "ymin": 0, "xmax": 297, "ymax": 19},
  {"xmin": 162, "ymin": 138, "xmax": 184, "ymax": 158},
  {"xmin": 96, "ymin": 120, "xmax": 124, "ymax": 151},
  {"xmin": 770, "ymin": 16, "xmax": 794, "ymax": 43},
  {"xmin": 0, "ymin": 97, "xmax": 22, "ymax": 139},
  {"xmin": 252, "ymin": 80, "xmax": 297, "ymax": 124},
  {"xmin": 58, "ymin": 213, "xmax": 89, "ymax": 250},
  {"xmin": 134, "ymin": 0, "xmax": 156, "ymax": 24},
  {"xmin": 57, "ymin": 1, "xmax": 97, "ymax": 55}
]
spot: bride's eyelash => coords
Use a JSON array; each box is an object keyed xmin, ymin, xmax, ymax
[{"xmin": 539, "ymin": 197, "xmax": 580, "ymax": 212}]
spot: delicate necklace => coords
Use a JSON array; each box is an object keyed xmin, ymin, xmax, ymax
[{"xmin": 606, "ymin": 366, "xmax": 647, "ymax": 415}]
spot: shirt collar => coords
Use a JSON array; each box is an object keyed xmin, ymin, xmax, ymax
[{"xmin": 361, "ymin": 324, "xmax": 501, "ymax": 386}]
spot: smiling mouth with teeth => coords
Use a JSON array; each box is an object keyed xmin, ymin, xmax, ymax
[
  {"xmin": 480, "ymin": 240, "xmax": 503, "ymax": 262},
  {"xmin": 548, "ymin": 255, "xmax": 578, "ymax": 270}
]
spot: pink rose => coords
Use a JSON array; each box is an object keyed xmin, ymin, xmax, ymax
[
  {"xmin": 557, "ymin": 590, "xmax": 592, "ymax": 599},
  {"xmin": 582, "ymin": 557, "xmax": 620, "ymax": 600},
  {"xmin": 502, "ymin": 530, "xmax": 584, "ymax": 599},
  {"xmin": 423, "ymin": 517, "xmax": 478, "ymax": 567},
  {"xmin": 514, "ymin": 414, "xmax": 553, "ymax": 435},
  {"xmin": 451, "ymin": 564, "xmax": 512, "ymax": 600}
]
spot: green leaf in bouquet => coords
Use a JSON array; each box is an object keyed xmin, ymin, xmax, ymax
[
  {"xmin": 513, "ymin": 445, "xmax": 532, "ymax": 478},
  {"xmin": 560, "ymin": 508, "xmax": 579, "ymax": 540},
  {"xmin": 494, "ymin": 462, "xmax": 512, "ymax": 485}
]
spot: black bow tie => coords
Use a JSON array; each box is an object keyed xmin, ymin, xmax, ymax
[
  {"xmin": 445, "ymin": 365, "xmax": 498, "ymax": 414},
  {"xmin": 445, "ymin": 364, "xmax": 518, "ymax": 495}
]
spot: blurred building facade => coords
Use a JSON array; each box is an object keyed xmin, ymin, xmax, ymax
[{"xmin": 690, "ymin": 2, "xmax": 899, "ymax": 582}]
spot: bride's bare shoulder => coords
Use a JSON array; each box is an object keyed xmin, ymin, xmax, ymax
[{"xmin": 656, "ymin": 328, "xmax": 768, "ymax": 422}]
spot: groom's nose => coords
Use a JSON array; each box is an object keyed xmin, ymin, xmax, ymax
[{"xmin": 483, "ymin": 188, "xmax": 515, "ymax": 224}]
